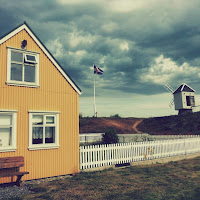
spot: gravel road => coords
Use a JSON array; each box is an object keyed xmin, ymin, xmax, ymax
[{"xmin": 0, "ymin": 184, "xmax": 32, "ymax": 200}]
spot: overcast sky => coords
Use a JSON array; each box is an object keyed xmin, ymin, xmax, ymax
[{"xmin": 1, "ymin": 0, "xmax": 200, "ymax": 117}]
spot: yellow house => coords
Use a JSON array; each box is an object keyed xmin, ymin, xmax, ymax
[{"xmin": 0, "ymin": 22, "xmax": 82, "ymax": 183}]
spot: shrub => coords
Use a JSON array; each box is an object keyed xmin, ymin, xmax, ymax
[
  {"xmin": 102, "ymin": 128, "xmax": 119, "ymax": 144},
  {"xmin": 110, "ymin": 114, "xmax": 121, "ymax": 118}
]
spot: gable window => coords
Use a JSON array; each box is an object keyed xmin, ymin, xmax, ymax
[
  {"xmin": 0, "ymin": 111, "xmax": 17, "ymax": 152},
  {"xmin": 7, "ymin": 47, "xmax": 39, "ymax": 87},
  {"xmin": 29, "ymin": 112, "xmax": 59, "ymax": 150}
]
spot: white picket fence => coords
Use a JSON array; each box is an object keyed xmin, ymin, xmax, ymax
[{"xmin": 80, "ymin": 136, "xmax": 200, "ymax": 170}]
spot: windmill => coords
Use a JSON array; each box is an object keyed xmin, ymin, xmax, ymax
[{"xmin": 164, "ymin": 83, "xmax": 196, "ymax": 115}]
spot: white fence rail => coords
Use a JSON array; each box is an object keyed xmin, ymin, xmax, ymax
[
  {"xmin": 118, "ymin": 134, "xmax": 199, "ymax": 143},
  {"xmin": 79, "ymin": 133, "xmax": 104, "ymax": 143},
  {"xmin": 80, "ymin": 136, "xmax": 200, "ymax": 170}
]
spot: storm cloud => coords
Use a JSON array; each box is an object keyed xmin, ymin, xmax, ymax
[{"xmin": 1, "ymin": 0, "xmax": 200, "ymax": 116}]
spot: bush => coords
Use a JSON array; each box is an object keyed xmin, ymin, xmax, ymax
[
  {"xmin": 110, "ymin": 114, "xmax": 121, "ymax": 118},
  {"xmin": 102, "ymin": 128, "xmax": 119, "ymax": 144}
]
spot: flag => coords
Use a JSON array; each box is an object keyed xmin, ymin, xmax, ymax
[{"xmin": 94, "ymin": 65, "xmax": 104, "ymax": 75}]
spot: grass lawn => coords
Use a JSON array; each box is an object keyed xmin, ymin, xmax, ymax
[{"xmin": 24, "ymin": 157, "xmax": 200, "ymax": 200}]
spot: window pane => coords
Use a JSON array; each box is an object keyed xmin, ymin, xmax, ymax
[
  {"xmin": 0, "ymin": 115, "xmax": 12, "ymax": 126},
  {"xmin": 32, "ymin": 127, "xmax": 43, "ymax": 144},
  {"xmin": 32, "ymin": 115, "xmax": 43, "ymax": 125},
  {"xmin": 24, "ymin": 65, "xmax": 35, "ymax": 82},
  {"xmin": 45, "ymin": 127, "xmax": 55, "ymax": 143},
  {"xmin": 0, "ymin": 128, "xmax": 11, "ymax": 147},
  {"xmin": 11, "ymin": 51, "xmax": 23, "ymax": 62},
  {"xmin": 46, "ymin": 116, "xmax": 54, "ymax": 124},
  {"xmin": 11, "ymin": 63, "xmax": 22, "ymax": 81},
  {"xmin": 25, "ymin": 55, "xmax": 36, "ymax": 62}
]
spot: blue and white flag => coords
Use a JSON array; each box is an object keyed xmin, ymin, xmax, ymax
[{"xmin": 94, "ymin": 65, "xmax": 104, "ymax": 75}]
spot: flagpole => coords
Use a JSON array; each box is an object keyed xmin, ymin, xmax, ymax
[{"xmin": 94, "ymin": 65, "xmax": 97, "ymax": 117}]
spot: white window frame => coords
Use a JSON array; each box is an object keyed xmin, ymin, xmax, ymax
[
  {"xmin": 7, "ymin": 47, "xmax": 40, "ymax": 87},
  {"xmin": 24, "ymin": 54, "xmax": 37, "ymax": 64},
  {"xmin": 28, "ymin": 111, "xmax": 59, "ymax": 150},
  {"xmin": 0, "ymin": 110, "xmax": 17, "ymax": 152}
]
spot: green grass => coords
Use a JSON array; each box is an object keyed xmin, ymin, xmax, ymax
[{"xmin": 23, "ymin": 156, "xmax": 200, "ymax": 200}]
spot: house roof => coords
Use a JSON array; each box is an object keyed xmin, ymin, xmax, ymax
[
  {"xmin": 173, "ymin": 83, "xmax": 195, "ymax": 94},
  {"xmin": 0, "ymin": 22, "xmax": 82, "ymax": 95}
]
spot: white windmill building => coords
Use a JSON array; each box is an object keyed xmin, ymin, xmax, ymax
[{"xmin": 165, "ymin": 83, "xmax": 196, "ymax": 115}]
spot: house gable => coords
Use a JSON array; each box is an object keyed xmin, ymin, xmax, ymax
[{"xmin": 0, "ymin": 22, "xmax": 82, "ymax": 95}]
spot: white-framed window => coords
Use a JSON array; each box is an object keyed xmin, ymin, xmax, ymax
[
  {"xmin": 7, "ymin": 47, "xmax": 39, "ymax": 87},
  {"xmin": 29, "ymin": 111, "xmax": 59, "ymax": 150},
  {"xmin": 0, "ymin": 111, "xmax": 17, "ymax": 152}
]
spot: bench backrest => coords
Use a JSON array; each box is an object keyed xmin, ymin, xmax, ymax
[{"xmin": 0, "ymin": 156, "xmax": 24, "ymax": 169}]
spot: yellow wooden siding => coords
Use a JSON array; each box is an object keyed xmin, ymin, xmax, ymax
[{"xmin": 0, "ymin": 29, "xmax": 79, "ymax": 183}]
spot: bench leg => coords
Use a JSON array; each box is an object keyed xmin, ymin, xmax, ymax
[{"xmin": 16, "ymin": 175, "xmax": 23, "ymax": 187}]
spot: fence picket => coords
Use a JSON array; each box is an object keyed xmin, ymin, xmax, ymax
[{"xmin": 79, "ymin": 136, "xmax": 200, "ymax": 170}]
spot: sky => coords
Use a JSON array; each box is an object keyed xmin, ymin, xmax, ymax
[{"xmin": 1, "ymin": 0, "xmax": 200, "ymax": 117}]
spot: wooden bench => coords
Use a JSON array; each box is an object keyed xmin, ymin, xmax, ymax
[{"xmin": 0, "ymin": 156, "xmax": 29, "ymax": 186}]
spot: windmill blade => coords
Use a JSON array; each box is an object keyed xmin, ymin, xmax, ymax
[
  {"xmin": 164, "ymin": 84, "xmax": 174, "ymax": 93},
  {"xmin": 169, "ymin": 99, "xmax": 174, "ymax": 108}
]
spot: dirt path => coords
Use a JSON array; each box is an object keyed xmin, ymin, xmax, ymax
[{"xmin": 132, "ymin": 119, "xmax": 143, "ymax": 134}]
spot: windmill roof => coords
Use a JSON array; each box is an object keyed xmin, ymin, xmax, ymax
[
  {"xmin": 173, "ymin": 83, "xmax": 195, "ymax": 94},
  {"xmin": 0, "ymin": 21, "xmax": 82, "ymax": 95}
]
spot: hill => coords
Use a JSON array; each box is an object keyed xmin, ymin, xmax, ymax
[
  {"xmin": 138, "ymin": 112, "xmax": 200, "ymax": 135},
  {"xmin": 79, "ymin": 117, "xmax": 142, "ymax": 134},
  {"xmin": 80, "ymin": 112, "xmax": 200, "ymax": 135}
]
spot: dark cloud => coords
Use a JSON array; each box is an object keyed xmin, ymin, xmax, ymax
[
  {"xmin": 0, "ymin": 7, "xmax": 20, "ymax": 37},
  {"xmin": 1, "ymin": 0, "xmax": 200, "ymax": 99}
]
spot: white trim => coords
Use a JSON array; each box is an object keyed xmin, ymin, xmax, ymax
[
  {"xmin": 0, "ymin": 24, "xmax": 27, "ymax": 45},
  {"xmin": 28, "ymin": 113, "xmax": 32, "ymax": 149},
  {"xmin": 180, "ymin": 84, "xmax": 185, "ymax": 92},
  {"xmin": 0, "ymin": 24, "xmax": 82, "ymax": 95},
  {"xmin": 0, "ymin": 109, "xmax": 17, "ymax": 112},
  {"xmin": 181, "ymin": 83, "xmax": 196, "ymax": 92},
  {"xmin": 28, "ymin": 110, "xmax": 60, "ymax": 114},
  {"xmin": 28, "ymin": 112, "xmax": 59, "ymax": 150},
  {"xmin": 7, "ymin": 46, "xmax": 40, "ymax": 54},
  {"xmin": 28, "ymin": 145, "xmax": 60, "ymax": 151},
  {"xmin": 56, "ymin": 114, "xmax": 59, "ymax": 147},
  {"xmin": 7, "ymin": 47, "xmax": 11, "ymax": 83},
  {"xmin": 6, "ymin": 81, "xmax": 40, "ymax": 88},
  {"xmin": 12, "ymin": 112, "xmax": 17, "ymax": 150},
  {"xmin": 0, "ymin": 148, "xmax": 17, "ymax": 152}
]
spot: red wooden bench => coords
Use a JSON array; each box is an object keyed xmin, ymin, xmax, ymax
[{"xmin": 0, "ymin": 156, "xmax": 29, "ymax": 186}]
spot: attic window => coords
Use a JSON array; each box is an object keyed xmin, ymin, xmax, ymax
[
  {"xmin": 24, "ymin": 54, "xmax": 37, "ymax": 63},
  {"xmin": 7, "ymin": 47, "xmax": 39, "ymax": 87}
]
